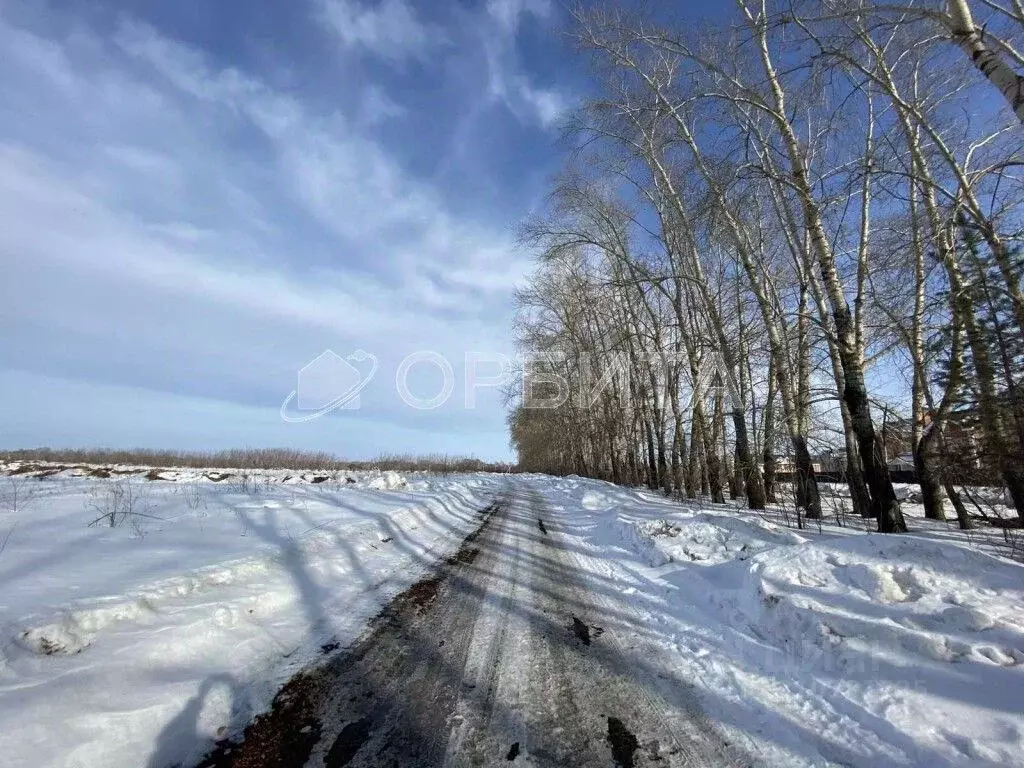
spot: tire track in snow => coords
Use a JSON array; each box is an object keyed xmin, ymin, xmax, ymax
[{"xmin": 194, "ymin": 482, "xmax": 746, "ymax": 767}]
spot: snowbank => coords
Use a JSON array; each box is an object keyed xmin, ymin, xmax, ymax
[
  {"xmin": 617, "ymin": 510, "xmax": 807, "ymax": 569},
  {"xmin": 0, "ymin": 471, "xmax": 504, "ymax": 768},
  {"xmin": 0, "ymin": 459, "xmax": 425, "ymax": 490},
  {"xmin": 366, "ymin": 469, "xmax": 409, "ymax": 490},
  {"xmin": 532, "ymin": 477, "xmax": 1024, "ymax": 768}
]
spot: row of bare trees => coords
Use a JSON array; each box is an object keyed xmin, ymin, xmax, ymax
[{"xmin": 509, "ymin": 1, "xmax": 1024, "ymax": 533}]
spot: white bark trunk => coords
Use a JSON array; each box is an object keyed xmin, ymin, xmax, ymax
[{"xmin": 947, "ymin": 0, "xmax": 1024, "ymax": 122}]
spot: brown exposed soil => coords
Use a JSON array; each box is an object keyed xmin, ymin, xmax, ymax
[
  {"xmin": 400, "ymin": 575, "xmax": 443, "ymax": 612},
  {"xmin": 570, "ymin": 616, "xmax": 605, "ymax": 647},
  {"xmin": 8, "ymin": 464, "xmax": 40, "ymax": 475},
  {"xmin": 447, "ymin": 546, "xmax": 480, "ymax": 565},
  {"xmin": 196, "ymin": 672, "xmax": 323, "ymax": 768}
]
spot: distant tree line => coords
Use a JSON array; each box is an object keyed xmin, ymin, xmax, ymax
[{"xmin": 2, "ymin": 447, "xmax": 512, "ymax": 474}]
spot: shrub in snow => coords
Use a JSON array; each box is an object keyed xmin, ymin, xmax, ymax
[
  {"xmin": 179, "ymin": 482, "xmax": 206, "ymax": 511},
  {"xmin": 0, "ymin": 476, "xmax": 36, "ymax": 515},
  {"xmin": 86, "ymin": 479, "xmax": 159, "ymax": 534}
]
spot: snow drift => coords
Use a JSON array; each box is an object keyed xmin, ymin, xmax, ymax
[
  {"xmin": 0, "ymin": 469, "xmax": 505, "ymax": 768},
  {"xmin": 534, "ymin": 475, "xmax": 1024, "ymax": 767}
]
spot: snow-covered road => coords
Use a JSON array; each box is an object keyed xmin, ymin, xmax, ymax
[
  {"xmin": 2, "ymin": 465, "xmax": 1023, "ymax": 767},
  {"xmin": 203, "ymin": 482, "xmax": 740, "ymax": 767}
]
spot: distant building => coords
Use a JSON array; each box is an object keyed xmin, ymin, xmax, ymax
[
  {"xmin": 774, "ymin": 456, "xmax": 822, "ymax": 474},
  {"xmin": 816, "ymin": 451, "xmax": 846, "ymax": 475},
  {"xmin": 887, "ymin": 454, "xmax": 915, "ymax": 472}
]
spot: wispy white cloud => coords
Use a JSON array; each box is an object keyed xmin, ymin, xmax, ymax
[
  {"xmin": 0, "ymin": 8, "xmax": 528, "ymax": 454},
  {"xmin": 318, "ymin": 0, "xmax": 446, "ymax": 63},
  {"xmin": 111, "ymin": 19, "xmax": 525, "ymax": 300},
  {"xmin": 486, "ymin": 65, "xmax": 567, "ymax": 129},
  {"xmin": 480, "ymin": 0, "xmax": 568, "ymax": 128},
  {"xmin": 518, "ymin": 83, "xmax": 565, "ymax": 127},
  {"xmin": 314, "ymin": 0, "xmax": 567, "ymax": 129},
  {"xmin": 359, "ymin": 84, "xmax": 406, "ymax": 126},
  {"xmin": 485, "ymin": 0, "xmax": 552, "ymax": 34}
]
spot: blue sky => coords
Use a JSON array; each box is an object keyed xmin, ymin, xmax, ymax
[{"xmin": 0, "ymin": 0, "xmax": 593, "ymax": 460}]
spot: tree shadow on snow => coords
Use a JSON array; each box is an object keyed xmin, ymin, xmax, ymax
[{"xmin": 146, "ymin": 674, "xmax": 248, "ymax": 768}]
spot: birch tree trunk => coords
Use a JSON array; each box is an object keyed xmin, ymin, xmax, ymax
[
  {"xmin": 743, "ymin": 2, "xmax": 906, "ymax": 532},
  {"xmin": 946, "ymin": 0, "xmax": 1024, "ymax": 122},
  {"xmin": 763, "ymin": 355, "xmax": 779, "ymax": 504},
  {"xmin": 908, "ymin": 183, "xmax": 947, "ymax": 521}
]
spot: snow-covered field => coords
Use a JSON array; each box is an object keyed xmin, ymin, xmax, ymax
[
  {"xmin": 0, "ymin": 462, "xmax": 506, "ymax": 768},
  {"xmin": 1, "ymin": 462, "xmax": 1021, "ymax": 767},
  {"xmin": 536, "ymin": 476, "xmax": 1024, "ymax": 768}
]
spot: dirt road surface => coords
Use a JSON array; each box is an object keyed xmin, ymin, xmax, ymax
[{"xmin": 198, "ymin": 483, "xmax": 749, "ymax": 768}]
